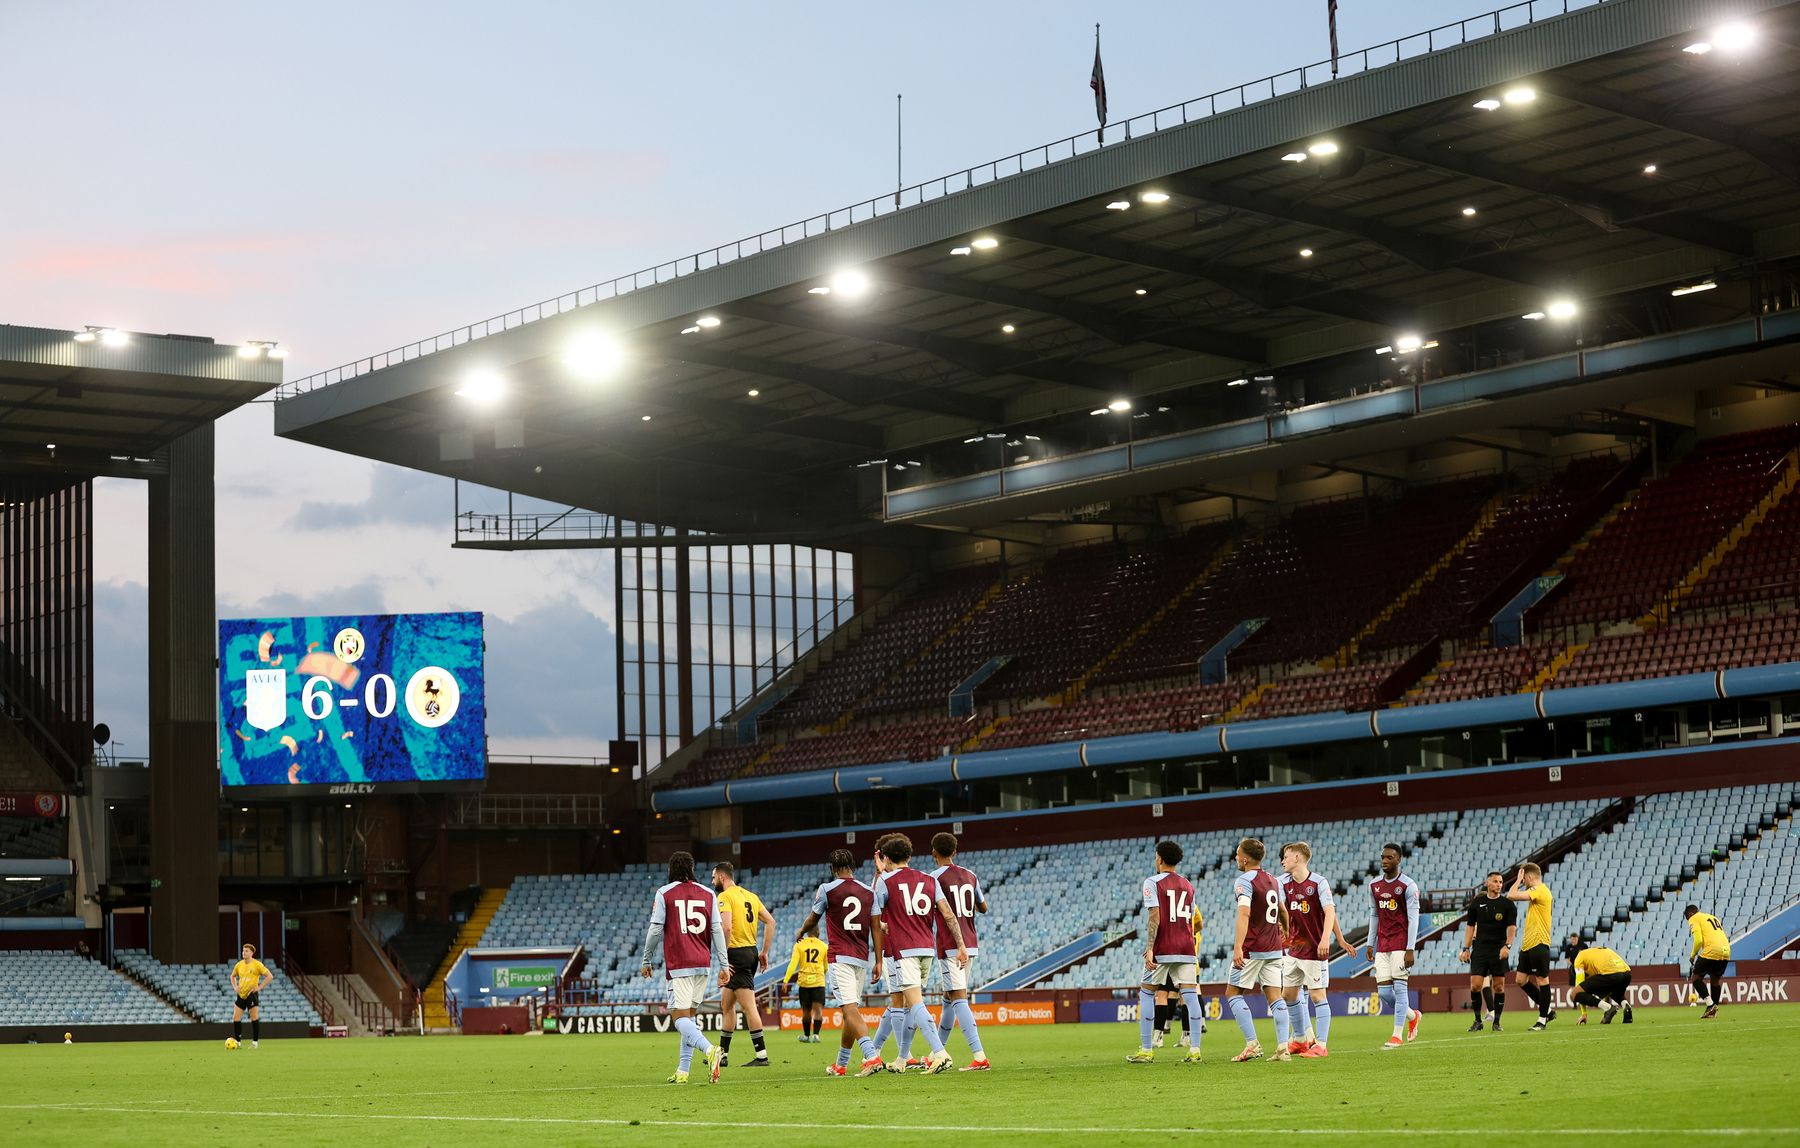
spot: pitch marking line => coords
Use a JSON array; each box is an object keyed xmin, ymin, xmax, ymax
[{"xmin": 1, "ymin": 1105, "xmax": 1793, "ymax": 1136}]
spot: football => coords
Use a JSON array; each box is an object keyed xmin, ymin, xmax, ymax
[{"xmin": 224, "ymin": 1038, "xmax": 239, "ymax": 1050}]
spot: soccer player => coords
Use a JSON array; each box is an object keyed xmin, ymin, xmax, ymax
[
  {"xmin": 1278, "ymin": 842, "xmax": 1354, "ymax": 1059},
  {"xmin": 1365, "ymin": 843, "xmax": 1422, "ymax": 1050},
  {"xmin": 230, "ymin": 943, "xmax": 271, "ymax": 1049},
  {"xmin": 782, "ymin": 926, "xmax": 828, "ymax": 1043},
  {"xmin": 1572, "ymin": 944, "xmax": 1634, "ymax": 1024},
  {"xmin": 928, "ymin": 832, "xmax": 990, "ymax": 1071},
  {"xmin": 1507, "ymin": 862, "xmax": 1556, "ymax": 1031},
  {"xmin": 712, "ymin": 861, "xmax": 775, "ymax": 1067},
  {"xmin": 1459, "ymin": 871, "xmax": 1516, "ymax": 1031},
  {"xmin": 866, "ymin": 833, "xmax": 916, "ymax": 1067},
  {"xmin": 1684, "ymin": 904, "xmax": 1732, "ymax": 1019},
  {"xmin": 640, "ymin": 851, "xmax": 728, "ymax": 1084},
  {"xmin": 1127, "ymin": 839, "xmax": 1204, "ymax": 1065},
  {"xmin": 1564, "ymin": 932, "xmax": 1590, "ymax": 1023},
  {"xmin": 797, "ymin": 848, "xmax": 885, "ymax": 1076},
  {"xmin": 1155, "ymin": 906, "xmax": 1208, "ymax": 1049},
  {"xmin": 1225, "ymin": 837, "xmax": 1292, "ymax": 1062},
  {"xmin": 870, "ymin": 833, "xmax": 967, "ymax": 1075}
]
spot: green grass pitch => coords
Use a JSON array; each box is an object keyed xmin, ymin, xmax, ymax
[{"xmin": 5, "ymin": 1008, "xmax": 1798, "ymax": 1146}]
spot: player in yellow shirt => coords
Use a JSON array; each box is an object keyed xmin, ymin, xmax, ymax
[
  {"xmin": 713, "ymin": 862, "xmax": 775, "ymax": 1066},
  {"xmin": 783, "ymin": 927, "xmax": 829, "ymax": 1044},
  {"xmin": 1507, "ymin": 862, "xmax": 1556, "ymax": 1031},
  {"xmin": 230, "ymin": 943, "xmax": 272, "ymax": 1048},
  {"xmin": 1572, "ymin": 946, "xmax": 1633, "ymax": 1024},
  {"xmin": 1684, "ymin": 904, "xmax": 1732, "ymax": 1019}
]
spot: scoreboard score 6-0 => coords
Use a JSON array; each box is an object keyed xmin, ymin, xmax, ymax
[{"xmin": 219, "ymin": 611, "xmax": 486, "ymax": 790}]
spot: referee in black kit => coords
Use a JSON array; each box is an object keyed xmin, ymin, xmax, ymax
[{"xmin": 1460, "ymin": 871, "xmax": 1517, "ymax": 1031}]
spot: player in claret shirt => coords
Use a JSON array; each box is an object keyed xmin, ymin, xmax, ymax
[
  {"xmin": 797, "ymin": 848, "xmax": 885, "ymax": 1077},
  {"xmin": 928, "ymin": 832, "xmax": 990, "ymax": 1071},
  {"xmin": 1365, "ymin": 843, "xmax": 1422, "ymax": 1050},
  {"xmin": 640, "ymin": 851, "xmax": 729, "ymax": 1084},
  {"xmin": 1224, "ymin": 837, "xmax": 1293, "ymax": 1062},
  {"xmin": 870, "ymin": 834, "xmax": 967, "ymax": 1075},
  {"xmin": 1278, "ymin": 842, "xmax": 1355, "ymax": 1059},
  {"xmin": 1127, "ymin": 839, "xmax": 1205, "ymax": 1065}
]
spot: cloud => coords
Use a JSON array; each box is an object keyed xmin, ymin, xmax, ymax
[
  {"xmin": 9, "ymin": 233, "xmax": 312, "ymax": 297},
  {"xmin": 473, "ymin": 598, "xmax": 618, "ymax": 748},
  {"xmin": 286, "ymin": 464, "xmax": 451, "ymax": 532},
  {"xmin": 93, "ymin": 581, "xmax": 150, "ymax": 759}
]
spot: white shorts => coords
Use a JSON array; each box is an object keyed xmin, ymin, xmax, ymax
[
  {"xmin": 895, "ymin": 955, "xmax": 934, "ymax": 990},
  {"xmin": 1233, "ymin": 957, "xmax": 1283, "ymax": 991},
  {"xmin": 1143, "ymin": 961, "xmax": 1198, "ymax": 989},
  {"xmin": 1283, "ymin": 957, "xmax": 1329, "ymax": 991},
  {"xmin": 667, "ymin": 974, "xmax": 711, "ymax": 1012},
  {"xmin": 1373, "ymin": 950, "xmax": 1412, "ymax": 982},
  {"xmin": 828, "ymin": 963, "xmax": 866, "ymax": 1008},
  {"xmin": 937, "ymin": 955, "xmax": 975, "ymax": 993}
]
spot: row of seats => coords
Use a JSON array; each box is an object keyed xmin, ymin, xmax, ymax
[
  {"xmin": 0, "ymin": 951, "xmax": 190, "ymax": 1026},
  {"xmin": 116, "ymin": 949, "xmax": 322, "ymax": 1024},
  {"xmin": 0, "ymin": 818, "xmax": 66, "ymax": 860},
  {"xmin": 1554, "ymin": 610, "xmax": 1800, "ymax": 689},
  {"xmin": 978, "ymin": 683, "xmax": 1246, "ymax": 752}
]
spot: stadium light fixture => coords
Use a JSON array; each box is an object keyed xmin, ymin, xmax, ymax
[
  {"xmin": 830, "ymin": 269, "xmax": 871, "ymax": 296},
  {"xmin": 1375, "ymin": 346, "xmax": 1393, "ymax": 355},
  {"xmin": 1227, "ymin": 377, "xmax": 1250, "ymax": 387},
  {"xmin": 1713, "ymin": 23, "xmax": 1756, "ymax": 52},
  {"xmin": 640, "ymin": 414, "xmax": 653, "ymax": 422},
  {"xmin": 1671, "ymin": 281, "xmax": 1717, "ymax": 297},
  {"xmin": 454, "ymin": 371, "xmax": 505, "ymax": 406},
  {"xmin": 695, "ymin": 315, "xmax": 721, "ymax": 329},
  {"xmin": 1547, "ymin": 299, "xmax": 1579, "ymax": 321},
  {"xmin": 1134, "ymin": 287, "xmax": 1148, "ymax": 296},
  {"xmin": 1281, "ymin": 152, "xmax": 1308, "ymax": 163},
  {"xmin": 1107, "ymin": 398, "xmax": 1132, "ymax": 413},
  {"xmin": 73, "ymin": 328, "xmax": 97, "ymax": 343},
  {"xmin": 1088, "ymin": 408, "xmax": 1108, "ymax": 416},
  {"xmin": 1502, "ymin": 86, "xmax": 1536, "ymax": 105},
  {"xmin": 1139, "ymin": 190, "xmax": 1170, "ymax": 204},
  {"xmin": 1643, "ymin": 163, "xmax": 1659, "ymax": 175},
  {"xmin": 970, "ymin": 236, "xmax": 999, "ymax": 250},
  {"xmin": 1395, "ymin": 334, "xmax": 1423, "ymax": 353},
  {"xmin": 1683, "ymin": 40, "xmax": 1712, "ymax": 54},
  {"xmin": 45, "ymin": 443, "xmax": 57, "ymax": 450},
  {"xmin": 94, "ymin": 328, "xmax": 128, "ymax": 347},
  {"xmin": 1001, "ymin": 323, "xmax": 1015, "ymax": 333},
  {"xmin": 949, "ymin": 245, "xmax": 972, "ymax": 256},
  {"xmin": 746, "ymin": 388, "xmax": 760, "ymax": 397},
  {"xmin": 1106, "ymin": 200, "xmax": 1131, "ymax": 211},
  {"xmin": 963, "ymin": 436, "xmax": 984, "ymax": 444},
  {"xmin": 1299, "ymin": 247, "xmax": 1314, "ymax": 258},
  {"xmin": 808, "ymin": 286, "xmax": 832, "ymax": 294},
  {"xmin": 562, "ymin": 332, "xmax": 625, "ymax": 381},
  {"xmin": 985, "ymin": 431, "xmax": 1004, "ymax": 439},
  {"xmin": 1307, "ymin": 141, "xmax": 1339, "ymax": 156},
  {"xmin": 1472, "ymin": 98, "xmax": 1503, "ymax": 111},
  {"xmin": 1521, "ymin": 311, "xmax": 1546, "ymax": 321},
  {"xmin": 1461, "ymin": 206, "xmax": 1478, "ymax": 217}
]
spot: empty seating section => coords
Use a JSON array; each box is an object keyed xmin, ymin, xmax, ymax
[
  {"xmin": 1407, "ymin": 643, "xmax": 1553, "ymax": 705},
  {"xmin": 772, "ymin": 565, "xmax": 998, "ymax": 727},
  {"xmin": 754, "ymin": 715, "xmax": 976, "ymax": 775},
  {"xmin": 662, "ymin": 426, "xmax": 1800, "ymax": 790},
  {"xmin": 0, "ymin": 951, "xmax": 190, "ymax": 1026},
  {"xmin": 0, "ymin": 818, "xmax": 66, "ymax": 859},
  {"xmin": 1364, "ymin": 455, "xmax": 1625, "ymax": 651},
  {"xmin": 116, "ymin": 950, "xmax": 322, "ymax": 1024},
  {"xmin": 1538, "ymin": 427, "xmax": 1800, "ymax": 631},
  {"xmin": 1555, "ymin": 610, "xmax": 1800, "ymax": 689},
  {"xmin": 1508, "ymin": 784, "xmax": 1798, "ymax": 968},
  {"xmin": 979, "ymin": 684, "xmax": 1245, "ymax": 752},
  {"xmin": 1243, "ymin": 656, "xmax": 1402, "ymax": 719}
]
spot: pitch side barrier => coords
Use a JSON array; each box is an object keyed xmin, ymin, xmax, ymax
[{"xmin": 653, "ymin": 661, "xmax": 1800, "ymax": 812}]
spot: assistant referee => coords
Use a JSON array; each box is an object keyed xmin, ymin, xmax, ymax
[{"xmin": 1460, "ymin": 871, "xmax": 1516, "ymax": 1031}]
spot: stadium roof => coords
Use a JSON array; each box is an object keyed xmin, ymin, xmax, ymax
[
  {"xmin": 274, "ymin": 0, "xmax": 1800, "ymax": 540},
  {"xmin": 1, "ymin": 325, "xmax": 280, "ymax": 479}
]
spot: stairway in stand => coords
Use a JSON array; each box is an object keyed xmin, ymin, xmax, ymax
[{"xmin": 421, "ymin": 887, "xmax": 506, "ymax": 1029}]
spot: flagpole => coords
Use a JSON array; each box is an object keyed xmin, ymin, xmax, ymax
[
  {"xmin": 895, "ymin": 93, "xmax": 903, "ymax": 208},
  {"xmin": 1093, "ymin": 23, "xmax": 1104, "ymax": 145}
]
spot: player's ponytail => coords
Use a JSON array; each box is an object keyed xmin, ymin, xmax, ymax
[{"xmin": 668, "ymin": 851, "xmax": 697, "ymax": 884}]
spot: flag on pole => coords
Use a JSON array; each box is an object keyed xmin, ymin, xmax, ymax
[
  {"xmin": 1091, "ymin": 25, "xmax": 1107, "ymax": 143},
  {"xmin": 1329, "ymin": 0, "xmax": 1340, "ymax": 77}
]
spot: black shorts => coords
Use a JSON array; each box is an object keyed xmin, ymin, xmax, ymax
[
  {"xmin": 726, "ymin": 947, "xmax": 759, "ymax": 991},
  {"xmin": 1471, "ymin": 950, "xmax": 1509, "ymax": 978},
  {"xmin": 798, "ymin": 986, "xmax": 826, "ymax": 1008},
  {"xmin": 234, "ymin": 992, "xmax": 260, "ymax": 1011},
  {"xmin": 1516, "ymin": 944, "xmax": 1551, "ymax": 978},
  {"xmin": 1692, "ymin": 956, "xmax": 1729, "ymax": 979},
  {"xmin": 1578, "ymin": 971, "xmax": 1631, "ymax": 1001}
]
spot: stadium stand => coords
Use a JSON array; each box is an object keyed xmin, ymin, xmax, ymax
[
  {"xmin": 0, "ymin": 951, "xmax": 191, "ymax": 1026},
  {"xmin": 977, "ymin": 683, "xmax": 1245, "ymax": 752},
  {"xmin": 116, "ymin": 950, "xmax": 322, "ymax": 1025},
  {"xmin": 1405, "ymin": 643, "xmax": 1556, "ymax": 706},
  {"xmin": 1552, "ymin": 610, "xmax": 1800, "ymax": 689},
  {"xmin": 0, "ymin": 817, "xmax": 65, "ymax": 860}
]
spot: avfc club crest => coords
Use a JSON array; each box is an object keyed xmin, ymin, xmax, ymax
[{"xmin": 244, "ymin": 669, "xmax": 288, "ymax": 732}]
